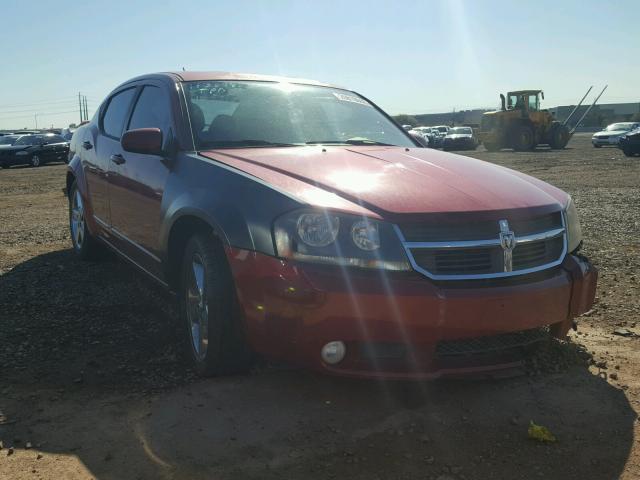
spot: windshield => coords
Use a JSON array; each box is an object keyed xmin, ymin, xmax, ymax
[
  {"xmin": 184, "ymin": 81, "xmax": 414, "ymax": 149},
  {"xmin": 0, "ymin": 136, "xmax": 18, "ymax": 145},
  {"xmin": 450, "ymin": 127, "xmax": 472, "ymax": 135},
  {"xmin": 606, "ymin": 123, "xmax": 634, "ymax": 132}
]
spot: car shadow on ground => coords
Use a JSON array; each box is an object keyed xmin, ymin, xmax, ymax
[{"xmin": 0, "ymin": 249, "xmax": 636, "ymax": 479}]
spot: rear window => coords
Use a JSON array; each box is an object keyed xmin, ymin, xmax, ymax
[
  {"xmin": 0, "ymin": 136, "xmax": 18, "ymax": 145},
  {"xmin": 14, "ymin": 135, "xmax": 38, "ymax": 145},
  {"xmin": 43, "ymin": 135, "xmax": 65, "ymax": 144},
  {"xmin": 102, "ymin": 88, "xmax": 136, "ymax": 139}
]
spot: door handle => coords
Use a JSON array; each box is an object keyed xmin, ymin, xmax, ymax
[
  {"xmin": 82, "ymin": 141, "xmax": 93, "ymax": 150},
  {"xmin": 110, "ymin": 154, "xmax": 126, "ymax": 165}
]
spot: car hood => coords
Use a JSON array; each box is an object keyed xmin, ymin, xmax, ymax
[
  {"xmin": 200, "ymin": 146, "xmax": 567, "ymax": 217},
  {"xmin": 594, "ymin": 130, "xmax": 627, "ymax": 137}
]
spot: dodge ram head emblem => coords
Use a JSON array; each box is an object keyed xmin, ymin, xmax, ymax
[{"xmin": 498, "ymin": 219, "xmax": 516, "ymax": 272}]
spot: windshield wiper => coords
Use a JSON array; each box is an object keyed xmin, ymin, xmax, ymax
[
  {"xmin": 204, "ymin": 139, "xmax": 302, "ymax": 148},
  {"xmin": 306, "ymin": 139, "xmax": 395, "ymax": 146}
]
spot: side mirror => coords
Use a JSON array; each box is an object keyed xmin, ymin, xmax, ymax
[{"xmin": 121, "ymin": 128, "xmax": 163, "ymax": 155}]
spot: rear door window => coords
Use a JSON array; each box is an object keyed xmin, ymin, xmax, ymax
[{"xmin": 102, "ymin": 88, "xmax": 136, "ymax": 139}]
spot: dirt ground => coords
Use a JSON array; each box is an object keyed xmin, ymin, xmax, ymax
[{"xmin": 1, "ymin": 134, "xmax": 639, "ymax": 480}]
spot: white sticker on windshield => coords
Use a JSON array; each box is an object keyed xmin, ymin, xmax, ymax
[{"xmin": 333, "ymin": 92, "xmax": 370, "ymax": 106}]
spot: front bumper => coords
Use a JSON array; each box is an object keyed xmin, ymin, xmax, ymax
[
  {"xmin": 592, "ymin": 136, "xmax": 620, "ymax": 146},
  {"xmin": 227, "ymin": 248, "xmax": 597, "ymax": 379}
]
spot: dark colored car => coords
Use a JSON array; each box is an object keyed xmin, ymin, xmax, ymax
[
  {"xmin": 618, "ymin": 128, "xmax": 640, "ymax": 157},
  {"xmin": 66, "ymin": 72, "xmax": 596, "ymax": 379},
  {"xmin": 0, "ymin": 133, "xmax": 70, "ymax": 168},
  {"xmin": 442, "ymin": 126, "xmax": 478, "ymax": 151}
]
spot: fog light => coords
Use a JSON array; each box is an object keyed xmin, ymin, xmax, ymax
[{"xmin": 321, "ymin": 341, "xmax": 346, "ymax": 365}]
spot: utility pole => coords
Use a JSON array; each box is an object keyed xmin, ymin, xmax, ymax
[
  {"xmin": 34, "ymin": 114, "xmax": 38, "ymax": 130},
  {"xmin": 83, "ymin": 96, "xmax": 88, "ymax": 122},
  {"xmin": 78, "ymin": 92, "xmax": 83, "ymax": 123}
]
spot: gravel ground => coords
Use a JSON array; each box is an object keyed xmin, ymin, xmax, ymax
[{"xmin": 0, "ymin": 134, "xmax": 639, "ymax": 480}]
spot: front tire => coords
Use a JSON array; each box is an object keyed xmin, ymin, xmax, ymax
[
  {"xmin": 68, "ymin": 181, "xmax": 104, "ymax": 260},
  {"xmin": 511, "ymin": 126, "xmax": 535, "ymax": 151},
  {"xmin": 180, "ymin": 233, "xmax": 253, "ymax": 376},
  {"xmin": 549, "ymin": 124, "xmax": 570, "ymax": 149},
  {"xmin": 30, "ymin": 155, "xmax": 41, "ymax": 167}
]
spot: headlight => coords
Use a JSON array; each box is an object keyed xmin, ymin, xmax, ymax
[
  {"xmin": 296, "ymin": 213, "xmax": 339, "ymax": 247},
  {"xmin": 273, "ymin": 209, "xmax": 410, "ymax": 270},
  {"xmin": 564, "ymin": 196, "xmax": 583, "ymax": 253}
]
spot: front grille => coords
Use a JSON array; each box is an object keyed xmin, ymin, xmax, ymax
[
  {"xmin": 436, "ymin": 327, "xmax": 549, "ymax": 357},
  {"xmin": 398, "ymin": 212, "xmax": 566, "ymax": 280},
  {"xmin": 513, "ymin": 236, "xmax": 563, "ymax": 269},
  {"xmin": 597, "ymin": 136, "xmax": 609, "ymax": 140}
]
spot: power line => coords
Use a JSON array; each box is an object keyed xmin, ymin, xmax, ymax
[
  {"xmin": 0, "ymin": 97, "xmax": 81, "ymax": 109},
  {"xmin": 0, "ymin": 110, "xmax": 79, "ymax": 120},
  {"xmin": 0, "ymin": 103, "xmax": 93, "ymax": 115}
]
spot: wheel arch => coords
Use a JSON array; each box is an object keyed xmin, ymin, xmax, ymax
[{"xmin": 164, "ymin": 209, "xmax": 230, "ymax": 290}]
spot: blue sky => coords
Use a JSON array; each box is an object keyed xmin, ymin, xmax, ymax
[{"xmin": 0, "ymin": 0, "xmax": 638, "ymax": 129}]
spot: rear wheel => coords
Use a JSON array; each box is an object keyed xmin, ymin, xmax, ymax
[
  {"xmin": 68, "ymin": 181, "xmax": 104, "ymax": 260},
  {"xmin": 511, "ymin": 126, "xmax": 535, "ymax": 151},
  {"xmin": 549, "ymin": 124, "xmax": 570, "ymax": 149},
  {"xmin": 593, "ymin": 144, "xmax": 601, "ymax": 148},
  {"xmin": 30, "ymin": 155, "xmax": 41, "ymax": 167},
  {"xmin": 180, "ymin": 233, "xmax": 253, "ymax": 376}
]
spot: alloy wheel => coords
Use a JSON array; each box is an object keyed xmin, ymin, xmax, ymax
[
  {"xmin": 186, "ymin": 254, "xmax": 209, "ymax": 360},
  {"xmin": 70, "ymin": 190, "xmax": 85, "ymax": 250},
  {"xmin": 31, "ymin": 155, "xmax": 41, "ymax": 167}
]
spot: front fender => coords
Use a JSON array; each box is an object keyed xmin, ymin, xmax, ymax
[{"xmin": 159, "ymin": 153, "xmax": 302, "ymax": 259}]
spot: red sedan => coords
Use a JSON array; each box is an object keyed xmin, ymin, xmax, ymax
[{"xmin": 66, "ymin": 72, "xmax": 596, "ymax": 379}]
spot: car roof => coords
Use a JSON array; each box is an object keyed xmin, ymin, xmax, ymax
[{"xmin": 125, "ymin": 71, "xmax": 340, "ymax": 89}]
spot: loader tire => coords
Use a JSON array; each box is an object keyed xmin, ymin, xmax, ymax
[
  {"xmin": 549, "ymin": 124, "xmax": 570, "ymax": 149},
  {"xmin": 511, "ymin": 126, "xmax": 535, "ymax": 151}
]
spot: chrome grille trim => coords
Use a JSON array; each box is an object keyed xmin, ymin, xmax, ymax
[{"xmin": 394, "ymin": 213, "xmax": 568, "ymax": 281}]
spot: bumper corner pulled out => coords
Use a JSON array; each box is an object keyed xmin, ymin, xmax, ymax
[{"xmin": 227, "ymin": 247, "xmax": 597, "ymax": 379}]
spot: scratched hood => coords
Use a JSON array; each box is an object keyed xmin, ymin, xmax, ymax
[{"xmin": 199, "ymin": 146, "xmax": 568, "ymax": 215}]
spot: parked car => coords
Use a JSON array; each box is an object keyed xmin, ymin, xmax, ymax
[
  {"xmin": 66, "ymin": 71, "xmax": 596, "ymax": 379},
  {"xmin": 0, "ymin": 133, "xmax": 69, "ymax": 168},
  {"xmin": 429, "ymin": 126, "xmax": 450, "ymax": 148},
  {"xmin": 409, "ymin": 128, "xmax": 430, "ymax": 147},
  {"xmin": 61, "ymin": 127, "xmax": 77, "ymax": 141},
  {"xmin": 618, "ymin": 127, "xmax": 640, "ymax": 157},
  {"xmin": 592, "ymin": 122, "xmax": 640, "ymax": 147},
  {"xmin": 401, "ymin": 124, "xmax": 413, "ymax": 131},
  {"xmin": 409, "ymin": 127, "xmax": 437, "ymax": 148},
  {"xmin": 442, "ymin": 126, "xmax": 479, "ymax": 151}
]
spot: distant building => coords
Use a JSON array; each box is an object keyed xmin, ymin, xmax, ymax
[
  {"xmin": 548, "ymin": 102, "xmax": 640, "ymax": 127},
  {"xmin": 414, "ymin": 109, "xmax": 492, "ymax": 127}
]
